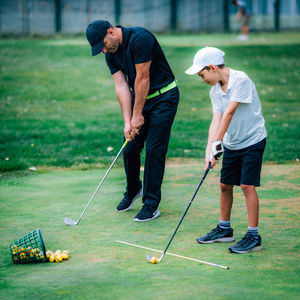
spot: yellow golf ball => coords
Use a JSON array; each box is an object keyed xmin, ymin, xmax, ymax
[{"xmin": 150, "ymin": 257, "xmax": 158, "ymax": 264}]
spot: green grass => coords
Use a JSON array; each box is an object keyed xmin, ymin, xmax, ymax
[
  {"xmin": 0, "ymin": 162, "xmax": 299, "ymax": 299},
  {"xmin": 1, "ymin": 32, "xmax": 300, "ymax": 172}
]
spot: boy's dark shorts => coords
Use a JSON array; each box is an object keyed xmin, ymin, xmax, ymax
[{"xmin": 221, "ymin": 138, "xmax": 266, "ymax": 187}]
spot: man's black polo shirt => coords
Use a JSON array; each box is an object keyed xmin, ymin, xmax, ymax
[{"xmin": 105, "ymin": 26, "xmax": 175, "ymax": 95}]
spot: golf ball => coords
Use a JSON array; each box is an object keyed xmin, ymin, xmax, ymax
[{"xmin": 150, "ymin": 257, "xmax": 158, "ymax": 264}]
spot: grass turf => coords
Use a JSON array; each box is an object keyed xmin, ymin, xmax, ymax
[
  {"xmin": 1, "ymin": 32, "xmax": 300, "ymax": 172},
  {"xmin": 1, "ymin": 32, "xmax": 300, "ymax": 299},
  {"xmin": 0, "ymin": 161, "xmax": 299, "ymax": 299}
]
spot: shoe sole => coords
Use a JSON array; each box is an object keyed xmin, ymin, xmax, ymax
[
  {"xmin": 229, "ymin": 245, "xmax": 262, "ymax": 254},
  {"xmin": 116, "ymin": 187, "xmax": 143, "ymax": 212},
  {"xmin": 134, "ymin": 209, "xmax": 160, "ymax": 222},
  {"xmin": 197, "ymin": 237, "xmax": 235, "ymax": 244}
]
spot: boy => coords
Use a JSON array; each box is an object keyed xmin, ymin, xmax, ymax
[{"xmin": 185, "ymin": 47, "xmax": 267, "ymax": 253}]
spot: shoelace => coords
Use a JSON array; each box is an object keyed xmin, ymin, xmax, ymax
[
  {"xmin": 206, "ymin": 226, "xmax": 222, "ymax": 238},
  {"xmin": 142, "ymin": 205, "xmax": 152, "ymax": 213},
  {"xmin": 238, "ymin": 233, "xmax": 256, "ymax": 247}
]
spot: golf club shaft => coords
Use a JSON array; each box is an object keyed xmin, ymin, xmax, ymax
[
  {"xmin": 160, "ymin": 163, "xmax": 211, "ymax": 261},
  {"xmin": 75, "ymin": 139, "xmax": 129, "ymax": 224}
]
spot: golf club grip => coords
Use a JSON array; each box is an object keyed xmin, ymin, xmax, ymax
[{"xmin": 163, "ymin": 163, "xmax": 211, "ymax": 255}]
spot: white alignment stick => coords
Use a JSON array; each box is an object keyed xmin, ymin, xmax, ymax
[{"xmin": 115, "ymin": 240, "xmax": 229, "ymax": 270}]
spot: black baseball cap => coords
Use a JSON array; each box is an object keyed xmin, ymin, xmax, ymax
[{"xmin": 86, "ymin": 20, "xmax": 111, "ymax": 56}]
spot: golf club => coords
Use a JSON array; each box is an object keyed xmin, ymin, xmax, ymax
[
  {"xmin": 146, "ymin": 162, "xmax": 212, "ymax": 264},
  {"xmin": 64, "ymin": 138, "xmax": 129, "ymax": 226}
]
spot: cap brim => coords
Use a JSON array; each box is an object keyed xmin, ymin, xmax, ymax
[
  {"xmin": 91, "ymin": 41, "xmax": 104, "ymax": 56},
  {"xmin": 185, "ymin": 64, "xmax": 205, "ymax": 75}
]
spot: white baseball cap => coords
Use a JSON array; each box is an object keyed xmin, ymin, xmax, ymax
[{"xmin": 185, "ymin": 47, "xmax": 225, "ymax": 75}]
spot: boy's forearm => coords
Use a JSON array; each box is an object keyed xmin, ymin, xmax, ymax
[
  {"xmin": 206, "ymin": 113, "xmax": 222, "ymax": 157},
  {"xmin": 214, "ymin": 101, "xmax": 239, "ymax": 141},
  {"xmin": 214, "ymin": 113, "xmax": 233, "ymax": 141}
]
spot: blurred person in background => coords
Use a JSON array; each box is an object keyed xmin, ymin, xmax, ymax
[{"xmin": 232, "ymin": 1, "xmax": 251, "ymax": 41}]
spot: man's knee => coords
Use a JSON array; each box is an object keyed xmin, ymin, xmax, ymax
[{"xmin": 123, "ymin": 145, "xmax": 140, "ymax": 159}]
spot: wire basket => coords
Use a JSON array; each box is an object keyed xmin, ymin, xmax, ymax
[{"xmin": 9, "ymin": 228, "xmax": 47, "ymax": 264}]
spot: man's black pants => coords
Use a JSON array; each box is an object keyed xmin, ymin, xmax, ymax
[{"xmin": 123, "ymin": 87, "xmax": 179, "ymax": 209}]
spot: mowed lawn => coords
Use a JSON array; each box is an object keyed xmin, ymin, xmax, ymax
[
  {"xmin": 0, "ymin": 32, "xmax": 300, "ymax": 172},
  {"xmin": 0, "ymin": 162, "xmax": 299, "ymax": 299},
  {"xmin": 0, "ymin": 32, "xmax": 300, "ymax": 299}
]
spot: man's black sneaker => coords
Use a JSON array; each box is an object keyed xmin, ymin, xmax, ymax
[
  {"xmin": 134, "ymin": 204, "xmax": 160, "ymax": 222},
  {"xmin": 196, "ymin": 224, "xmax": 235, "ymax": 244},
  {"xmin": 116, "ymin": 186, "xmax": 143, "ymax": 212},
  {"xmin": 229, "ymin": 232, "xmax": 262, "ymax": 254}
]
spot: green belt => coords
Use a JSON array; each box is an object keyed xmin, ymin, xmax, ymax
[{"xmin": 146, "ymin": 80, "xmax": 178, "ymax": 100}]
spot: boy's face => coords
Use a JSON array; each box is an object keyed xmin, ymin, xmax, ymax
[{"xmin": 197, "ymin": 67, "xmax": 219, "ymax": 86}]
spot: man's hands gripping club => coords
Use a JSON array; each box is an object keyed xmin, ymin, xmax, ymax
[
  {"xmin": 124, "ymin": 61, "xmax": 151, "ymax": 141},
  {"xmin": 124, "ymin": 113, "xmax": 144, "ymax": 141}
]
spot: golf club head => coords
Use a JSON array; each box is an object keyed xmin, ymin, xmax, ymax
[
  {"xmin": 147, "ymin": 255, "xmax": 160, "ymax": 264},
  {"xmin": 64, "ymin": 217, "xmax": 78, "ymax": 226}
]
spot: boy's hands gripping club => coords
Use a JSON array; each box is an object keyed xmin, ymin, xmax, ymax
[
  {"xmin": 212, "ymin": 140, "xmax": 224, "ymax": 160},
  {"xmin": 209, "ymin": 140, "xmax": 224, "ymax": 169}
]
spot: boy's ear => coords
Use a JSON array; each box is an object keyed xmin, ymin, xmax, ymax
[{"xmin": 209, "ymin": 64, "xmax": 217, "ymax": 71}]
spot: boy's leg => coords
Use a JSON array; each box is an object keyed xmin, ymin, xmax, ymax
[
  {"xmin": 196, "ymin": 147, "xmax": 240, "ymax": 244},
  {"xmin": 196, "ymin": 183, "xmax": 234, "ymax": 244},
  {"xmin": 229, "ymin": 139, "xmax": 266, "ymax": 254},
  {"xmin": 220, "ymin": 183, "xmax": 234, "ymax": 222},
  {"xmin": 240, "ymin": 184, "xmax": 259, "ymax": 228}
]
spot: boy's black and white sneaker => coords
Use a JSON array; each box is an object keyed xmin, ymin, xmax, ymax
[
  {"xmin": 229, "ymin": 232, "xmax": 262, "ymax": 254},
  {"xmin": 116, "ymin": 186, "xmax": 143, "ymax": 212},
  {"xmin": 196, "ymin": 224, "xmax": 235, "ymax": 244},
  {"xmin": 134, "ymin": 204, "xmax": 160, "ymax": 222}
]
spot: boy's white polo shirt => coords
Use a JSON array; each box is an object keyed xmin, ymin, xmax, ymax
[{"xmin": 210, "ymin": 68, "xmax": 267, "ymax": 150}]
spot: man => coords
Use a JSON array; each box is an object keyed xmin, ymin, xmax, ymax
[
  {"xmin": 232, "ymin": 1, "xmax": 250, "ymax": 41},
  {"xmin": 86, "ymin": 20, "xmax": 179, "ymax": 222},
  {"xmin": 185, "ymin": 47, "xmax": 267, "ymax": 253}
]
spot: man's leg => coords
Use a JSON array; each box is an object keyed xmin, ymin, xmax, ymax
[
  {"xmin": 123, "ymin": 131, "xmax": 146, "ymax": 197},
  {"xmin": 116, "ymin": 129, "xmax": 147, "ymax": 212},
  {"xmin": 134, "ymin": 88, "xmax": 179, "ymax": 221},
  {"xmin": 143, "ymin": 89, "xmax": 179, "ymax": 209}
]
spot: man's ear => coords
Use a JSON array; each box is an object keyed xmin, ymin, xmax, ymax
[{"xmin": 107, "ymin": 27, "xmax": 114, "ymax": 35}]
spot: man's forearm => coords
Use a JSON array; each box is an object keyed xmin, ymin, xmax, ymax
[
  {"xmin": 115, "ymin": 84, "xmax": 132, "ymax": 125},
  {"xmin": 133, "ymin": 75, "xmax": 150, "ymax": 115}
]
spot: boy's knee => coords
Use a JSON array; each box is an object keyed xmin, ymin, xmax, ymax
[
  {"xmin": 220, "ymin": 183, "xmax": 233, "ymax": 193},
  {"xmin": 240, "ymin": 184, "xmax": 255, "ymax": 193}
]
